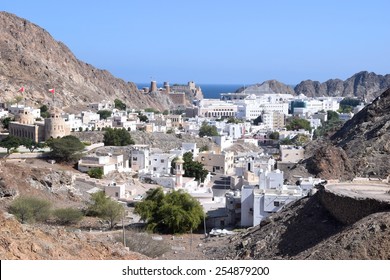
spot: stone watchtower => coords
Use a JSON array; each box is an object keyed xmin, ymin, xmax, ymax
[
  {"xmin": 175, "ymin": 156, "xmax": 185, "ymax": 189},
  {"xmin": 44, "ymin": 107, "xmax": 70, "ymax": 140}
]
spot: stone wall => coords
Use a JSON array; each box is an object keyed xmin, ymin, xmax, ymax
[{"xmin": 319, "ymin": 187, "xmax": 390, "ymax": 224}]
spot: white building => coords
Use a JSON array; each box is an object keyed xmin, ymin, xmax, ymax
[
  {"xmin": 78, "ymin": 153, "xmax": 126, "ymax": 175},
  {"xmin": 105, "ymin": 182, "xmax": 126, "ymax": 199},
  {"xmin": 149, "ymin": 153, "xmax": 176, "ymax": 175},
  {"xmin": 240, "ymin": 169, "xmax": 303, "ymax": 227},
  {"xmin": 88, "ymin": 100, "xmax": 114, "ymax": 111},
  {"xmin": 130, "ymin": 145, "xmax": 150, "ymax": 173}
]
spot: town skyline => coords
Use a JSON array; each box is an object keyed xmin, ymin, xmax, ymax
[{"xmin": 2, "ymin": 0, "xmax": 390, "ymax": 84}]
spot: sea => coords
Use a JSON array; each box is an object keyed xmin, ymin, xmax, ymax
[{"xmin": 136, "ymin": 83, "xmax": 243, "ymax": 99}]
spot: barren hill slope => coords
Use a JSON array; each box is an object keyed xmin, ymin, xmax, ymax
[
  {"xmin": 0, "ymin": 12, "xmax": 172, "ymax": 112},
  {"xmin": 204, "ymin": 193, "xmax": 390, "ymax": 260}
]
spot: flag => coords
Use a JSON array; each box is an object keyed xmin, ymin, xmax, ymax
[
  {"xmin": 18, "ymin": 87, "xmax": 25, "ymax": 93},
  {"xmin": 48, "ymin": 88, "xmax": 55, "ymax": 94}
]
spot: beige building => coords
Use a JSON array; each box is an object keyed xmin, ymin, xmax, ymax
[
  {"xmin": 196, "ymin": 151, "xmax": 234, "ymax": 175},
  {"xmin": 9, "ymin": 107, "xmax": 70, "ymax": 142},
  {"xmin": 166, "ymin": 114, "xmax": 183, "ymax": 128}
]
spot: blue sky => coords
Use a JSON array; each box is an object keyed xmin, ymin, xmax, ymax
[{"xmin": 1, "ymin": 0, "xmax": 390, "ymax": 84}]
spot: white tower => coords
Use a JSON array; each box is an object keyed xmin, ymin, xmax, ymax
[{"xmin": 175, "ymin": 156, "xmax": 185, "ymax": 189}]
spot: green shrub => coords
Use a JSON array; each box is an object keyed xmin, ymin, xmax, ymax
[
  {"xmin": 87, "ymin": 167, "xmax": 104, "ymax": 179},
  {"xmin": 9, "ymin": 196, "xmax": 51, "ymax": 223},
  {"xmin": 52, "ymin": 208, "xmax": 84, "ymax": 225}
]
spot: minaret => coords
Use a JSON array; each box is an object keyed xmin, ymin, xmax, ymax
[{"xmin": 175, "ymin": 156, "xmax": 185, "ymax": 189}]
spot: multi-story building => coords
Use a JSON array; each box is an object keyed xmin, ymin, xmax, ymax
[
  {"xmin": 130, "ymin": 145, "xmax": 150, "ymax": 173},
  {"xmin": 196, "ymin": 151, "xmax": 234, "ymax": 175},
  {"xmin": 149, "ymin": 153, "xmax": 176, "ymax": 175},
  {"xmin": 78, "ymin": 153, "xmax": 126, "ymax": 175}
]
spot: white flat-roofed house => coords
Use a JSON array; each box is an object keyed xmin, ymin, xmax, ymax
[
  {"xmin": 78, "ymin": 153, "xmax": 125, "ymax": 175},
  {"xmin": 240, "ymin": 169, "xmax": 303, "ymax": 227},
  {"xmin": 104, "ymin": 181, "xmax": 126, "ymax": 199},
  {"xmin": 130, "ymin": 145, "xmax": 150, "ymax": 173},
  {"xmin": 149, "ymin": 153, "xmax": 176, "ymax": 175},
  {"xmin": 88, "ymin": 100, "xmax": 114, "ymax": 111}
]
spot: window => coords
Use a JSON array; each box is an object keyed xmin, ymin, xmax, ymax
[
  {"xmin": 132, "ymin": 157, "xmax": 137, "ymax": 161},
  {"xmin": 274, "ymin": 201, "xmax": 280, "ymax": 207},
  {"xmin": 161, "ymin": 159, "xmax": 164, "ymax": 163}
]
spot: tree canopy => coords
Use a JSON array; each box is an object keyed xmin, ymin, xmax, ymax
[
  {"xmin": 134, "ymin": 187, "xmax": 205, "ymax": 234},
  {"xmin": 172, "ymin": 152, "xmax": 208, "ymax": 182},
  {"xmin": 114, "ymin": 99, "xmax": 126, "ymax": 111},
  {"xmin": 47, "ymin": 135, "xmax": 85, "ymax": 162},
  {"xmin": 1, "ymin": 117, "xmax": 14, "ymax": 129},
  {"xmin": 199, "ymin": 121, "xmax": 219, "ymax": 137},
  {"xmin": 103, "ymin": 128, "xmax": 135, "ymax": 146},
  {"xmin": 97, "ymin": 110, "xmax": 112, "ymax": 120},
  {"xmin": 286, "ymin": 117, "xmax": 311, "ymax": 131},
  {"xmin": 86, "ymin": 191, "xmax": 124, "ymax": 229},
  {"xmin": 0, "ymin": 135, "xmax": 20, "ymax": 154}
]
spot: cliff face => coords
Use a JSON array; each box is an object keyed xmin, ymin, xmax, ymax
[
  {"xmin": 0, "ymin": 12, "xmax": 172, "ymax": 112},
  {"xmin": 295, "ymin": 71, "xmax": 390, "ymax": 101}
]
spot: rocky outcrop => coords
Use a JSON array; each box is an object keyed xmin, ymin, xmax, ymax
[
  {"xmin": 295, "ymin": 71, "xmax": 390, "ymax": 101},
  {"xmin": 0, "ymin": 12, "xmax": 172, "ymax": 112},
  {"xmin": 204, "ymin": 192, "xmax": 390, "ymax": 260},
  {"xmin": 236, "ymin": 80, "xmax": 295, "ymax": 95},
  {"xmin": 290, "ymin": 88, "xmax": 390, "ymax": 180}
]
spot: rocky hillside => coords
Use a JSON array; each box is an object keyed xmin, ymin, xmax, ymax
[
  {"xmin": 237, "ymin": 80, "xmax": 295, "ymax": 95},
  {"xmin": 204, "ymin": 193, "xmax": 390, "ymax": 260},
  {"xmin": 294, "ymin": 71, "xmax": 390, "ymax": 101},
  {"xmin": 0, "ymin": 12, "xmax": 172, "ymax": 112}
]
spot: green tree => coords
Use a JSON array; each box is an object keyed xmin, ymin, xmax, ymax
[
  {"xmin": 97, "ymin": 110, "xmax": 112, "ymax": 120},
  {"xmin": 199, "ymin": 121, "xmax": 219, "ymax": 137},
  {"xmin": 114, "ymin": 99, "xmax": 126, "ymax": 111},
  {"xmin": 20, "ymin": 138, "xmax": 45, "ymax": 152},
  {"xmin": 327, "ymin": 110, "xmax": 339, "ymax": 122},
  {"xmin": 0, "ymin": 135, "xmax": 20, "ymax": 154},
  {"xmin": 173, "ymin": 152, "xmax": 208, "ymax": 182},
  {"xmin": 103, "ymin": 128, "xmax": 135, "ymax": 146},
  {"xmin": 8, "ymin": 196, "xmax": 51, "ymax": 223},
  {"xmin": 269, "ymin": 131, "xmax": 280, "ymax": 140},
  {"xmin": 86, "ymin": 191, "xmax": 124, "ymax": 229},
  {"xmin": 47, "ymin": 135, "xmax": 85, "ymax": 162},
  {"xmin": 87, "ymin": 167, "xmax": 104, "ymax": 179},
  {"xmin": 134, "ymin": 187, "xmax": 205, "ymax": 234},
  {"xmin": 40, "ymin": 105, "xmax": 50, "ymax": 118},
  {"xmin": 53, "ymin": 208, "xmax": 84, "ymax": 225},
  {"xmin": 226, "ymin": 117, "xmax": 242, "ymax": 124},
  {"xmin": 138, "ymin": 114, "xmax": 148, "ymax": 122},
  {"xmin": 1, "ymin": 117, "xmax": 14, "ymax": 129},
  {"xmin": 286, "ymin": 117, "xmax": 311, "ymax": 131}
]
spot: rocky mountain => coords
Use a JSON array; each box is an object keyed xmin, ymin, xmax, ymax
[
  {"xmin": 287, "ymin": 87, "xmax": 390, "ymax": 181},
  {"xmin": 237, "ymin": 72, "xmax": 390, "ymax": 102},
  {"xmin": 0, "ymin": 12, "xmax": 172, "ymax": 112},
  {"xmin": 294, "ymin": 71, "xmax": 390, "ymax": 101},
  {"xmin": 236, "ymin": 80, "xmax": 295, "ymax": 95}
]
